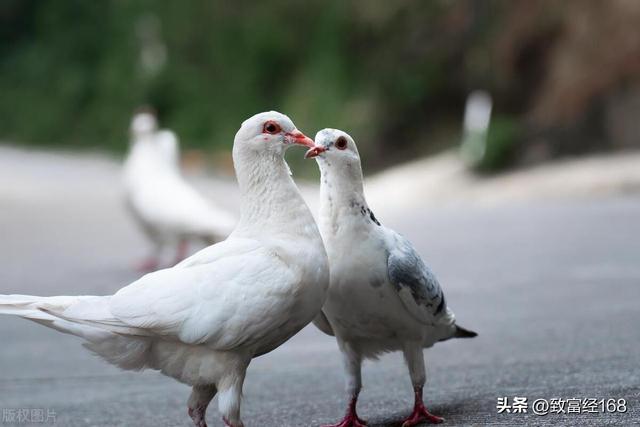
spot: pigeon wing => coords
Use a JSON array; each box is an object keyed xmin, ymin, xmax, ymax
[
  {"xmin": 386, "ymin": 231, "xmax": 447, "ymax": 325},
  {"xmin": 111, "ymin": 238, "xmax": 297, "ymax": 348},
  {"xmin": 53, "ymin": 239, "xmax": 297, "ymax": 350}
]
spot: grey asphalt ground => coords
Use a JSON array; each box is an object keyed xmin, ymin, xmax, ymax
[{"xmin": 0, "ymin": 147, "xmax": 638, "ymax": 426}]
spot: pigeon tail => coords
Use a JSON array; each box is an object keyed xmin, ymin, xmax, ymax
[
  {"xmin": 0, "ymin": 294, "xmax": 153, "ymax": 371},
  {"xmin": 453, "ymin": 325, "xmax": 477, "ymax": 338}
]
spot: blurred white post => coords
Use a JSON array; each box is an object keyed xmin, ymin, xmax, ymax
[
  {"xmin": 136, "ymin": 14, "xmax": 167, "ymax": 78},
  {"xmin": 460, "ymin": 90, "xmax": 493, "ymax": 167}
]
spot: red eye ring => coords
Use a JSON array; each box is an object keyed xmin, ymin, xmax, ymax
[
  {"xmin": 335, "ymin": 136, "xmax": 348, "ymax": 150},
  {"xmin": 263, "ymin": 121, "xmax": 281, "ymax": 135}
]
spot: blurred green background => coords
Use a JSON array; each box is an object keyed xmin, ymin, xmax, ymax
[{"xmin": 1, "ymin": 0, "xmax": 639, "ymax": 172}]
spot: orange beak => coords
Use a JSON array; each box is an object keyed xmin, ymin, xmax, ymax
[
  {"xmin": 284, "ymin": 130, "xmax": 315, "ymax": 148},
  {"xmin": 304, "ymin": 145, "xmax": 327, "ymax": 159}
]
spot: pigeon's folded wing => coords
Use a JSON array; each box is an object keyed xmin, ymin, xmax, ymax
[
  {"xmin": 132, "ymin": 171, "xmax": 232, "ymax": 235},
  {"xmin": 386, "ymin": 231, "xmax": 447, "ymax": 325},
  {"xmin": 54, "ymin": 238, "xmax": 297, "ymax": 349}
]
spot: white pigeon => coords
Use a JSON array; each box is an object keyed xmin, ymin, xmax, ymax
[
  {"xmin": 0, "ymin": 112, "xmax": 329, "ymax": 427},
  {"xmin": 305, "ymin": 129, "xmax": 477, "ymax": 427},
  {"xmin": 123, "ymin": 111, "xmax": 237, "ymax": 271}
]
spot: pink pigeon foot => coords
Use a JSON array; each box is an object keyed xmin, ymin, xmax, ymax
[
  {"xmin": 322, "ymin": 396, "xmax": 368, "ymax": 427},
  {"xmin": 321, "ymin": 414, "xmax": 368, "ymax": 427},
  {"xmin": 136, "ymin": 257, "xmax": 160, "ymax": 272},
  {"xmin": 222, "ymin": 417, "xmax": 244, "ymax": 427},
  {"xmin": 401, "ymin": 386, "xmax": 444, "ymax": 426}
]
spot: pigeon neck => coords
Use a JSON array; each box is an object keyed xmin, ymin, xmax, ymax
[
  {"xmin": 320, "ymin": 157, "xmax": 367, "ymax": 201},
  {"xmin": 233, "ymin": 145, "xmax": 316, "ymax": 237},
  {"xmin": 319, "ymin": 159, "xmax": 380, "ymax": 229},
  {"xmin": 127, "ymin": 136, "xmax": 170, "ymax": 173}
]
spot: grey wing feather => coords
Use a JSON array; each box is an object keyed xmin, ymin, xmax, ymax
[{"xmin": 387, "ymin": 232, "xmax": 447, "ymax": 325}]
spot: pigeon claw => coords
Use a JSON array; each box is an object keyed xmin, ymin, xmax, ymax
[
  {"xmin": 321, "ymin": 414, "xmax": 368, "ymax": 427},
  {"xmin": 401, "ymin": 404, "xmax": 444, "ymax": 426},
  {"xmin": 188, "ymin": 407, "xmax": 207, "ymax": 427},
  {"xmin": 222, "ymin": 417, "xmax": 244, "ymax": 427}
]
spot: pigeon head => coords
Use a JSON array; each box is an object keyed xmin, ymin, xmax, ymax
[
  {"xmin": 130, "ymin": 111, "xmax": 158, "ymax": 138},
  {"xmin": 311, "ymin": 128, "xmax": 367, "ymax": 210},
  {"xmin": 234, "ymin": 111, "xmax": 315, "ymax": 155},
  {"xmin": 306, "ymin": 128, "xmax": 360, "ymax": 165}
]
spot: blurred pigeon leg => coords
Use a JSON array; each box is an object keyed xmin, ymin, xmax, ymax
[
  {"xmin": 174, "ymin": 238, "xmax": 189, "ymax": 265},
  {"xmin": 136, "ymin": 256, "xmax": 160, "ymax": 272},
  {"xmin": 136, "ymin": 242, "xmax": 162, "ymax": 272}
]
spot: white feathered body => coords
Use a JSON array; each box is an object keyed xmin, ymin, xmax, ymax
[
  {"xmin": 313, "ymin": 132, "xmax": 458, "ymax": 361},
  {"xmin": 319, "ymin": 210, "xmax": 456, "ymax": 359},
  {"xmin": 1, "ymin": 113, "xmax": 329, "ymax": 389},
  {"xmin": 0, "ymin": 229, "xmax": 327, "ymax": 387},
  {"xmin": 0, "ymin": 112, "xmax": 329, "ymax": 426},
  {"xmin": 123, "ymin": 130, "xmax": 236, "ymax": 247},
  {"xmin": 310, "ymin": 128, "xmax": 473, "ymax": 425}
]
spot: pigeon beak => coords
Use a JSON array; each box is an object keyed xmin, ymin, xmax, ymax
[
  {"xmin": 304, "ymin": 145, "xmax": 327, "ymax": 159},
  {"xmin": 284, "ymin": 130, "xmax": 315, "ymax": 148}
]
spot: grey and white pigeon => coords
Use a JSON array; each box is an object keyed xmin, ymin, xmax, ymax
[
  {"xmin": 0, "ymin": 112, "xmax": 329, "ymax": 427},
  {"xmin": 124, "ymin": 110, "xmax": 237, "ymax": 271},
  {"xmin": 305, "ymin": 129, "xmax": 477, "ymax": 427}
]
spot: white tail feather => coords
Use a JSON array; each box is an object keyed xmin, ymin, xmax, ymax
[{"xmin": 0, "ymin": 294, "xmax": 152, "ymax": 371}]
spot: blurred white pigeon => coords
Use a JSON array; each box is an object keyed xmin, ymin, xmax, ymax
[
  {"xmin": 124, "ymin": 110, "xmax": 237, "ymax": 271},
  {"xmin": 306, "ymin": 129, "xmax": 477, "ymax": 427},
  {"xmin": 0, "ymin": 112, "xmax": 329, "ymax": 427}
]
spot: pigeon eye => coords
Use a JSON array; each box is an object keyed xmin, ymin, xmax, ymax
[
  {"xmin": 263, "ymin": 121, "xmax": 281, "ymax": 135},
  {"xmin": 335, "ymin": 136, "xmax": 348, "ymax": 150}
]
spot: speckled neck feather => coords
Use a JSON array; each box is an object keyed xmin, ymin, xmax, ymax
[{"xmin": 318, "ymin": 157, "xmax": 381, "ymax": 232}]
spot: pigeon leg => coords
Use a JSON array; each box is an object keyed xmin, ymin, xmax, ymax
[
  {"xmin": 188, "ymin": 385, "xmax": 217, "ymax": 427},
  {"xmin": 174, "ymin": 238, "xmax": 189, "ymax": 265},
  {"xmin": 137, "ymin": 241, "xmax": 163, "ymax": 272},
  {"xmin": 218, "ymin": 363, "xmax": 248, "ymax": 427},
  {"xmin": 322, "ymin": 342, "xmax": 367, "ymax": 427},
  {"xmin": 322, "ymin": 395, "xmax": 368, "ymax": 427},
  {"xmin": 401, "ymin": 343, "xmax": 444, "ymax": 426},
  {"xmin": 401, "ymin": 386, "xmax": 444, "ymax": 426}
]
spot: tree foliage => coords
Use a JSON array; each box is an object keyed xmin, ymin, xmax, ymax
[{"xmin": 2, "ymin": 1, "xmax": 638, "ymax": 171}]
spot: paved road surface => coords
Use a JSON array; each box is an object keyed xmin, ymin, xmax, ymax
[{"xmin": 0, "ymin": 148, "xmax": 638, "ymax": 426}]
